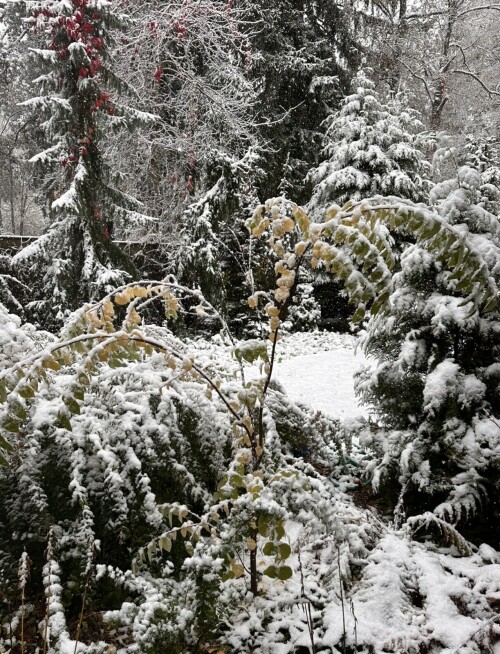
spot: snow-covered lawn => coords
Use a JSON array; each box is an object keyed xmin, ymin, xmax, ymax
[{"xmin": 274, "ymin": 331, "xmax": 370, "ymax": 419}]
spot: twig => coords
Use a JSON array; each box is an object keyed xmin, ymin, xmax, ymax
[
  {"xmin": 73, "ymin": 541, "xmax": 95, "ymax": 654},
  {"xmin": 337, "ymin": 546, "xmax": 347, "ymax": 654},
  {"xmin": 350, "ymin": 597, "xmax": 358, "ymax": 649},
  {"xmin": 451, "ymin": 613, "xmax": 500, "ymax": 653},
  {"xmin": 18, "ymin": 550, "xmax": 31, "ymax": 654},
  {"xmin": 298, "ymin": 545, "xmax": 316, "ymax": 654}
]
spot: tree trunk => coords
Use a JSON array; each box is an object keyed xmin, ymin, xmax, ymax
[{"xmin": 9, "ymin": 157, "xmax": 15, "ymax": 233}]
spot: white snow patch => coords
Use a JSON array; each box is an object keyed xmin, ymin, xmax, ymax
[{"xmin": 273, "ymin": 334, "xmax": 370, "ymax": 419}]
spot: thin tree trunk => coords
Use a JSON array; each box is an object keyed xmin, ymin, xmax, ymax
[
  {"xmin": 430, "ymin": 0, "xmax": 456, "ymax": 128},
  {"xmin": 19, "ymin": 180, "xmax": 27, "ymax": 236},
  {"xmin": 9, "ymin": 157, "xmax": 15, "ymax": 233}
]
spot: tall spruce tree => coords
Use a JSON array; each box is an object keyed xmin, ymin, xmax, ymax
[
  {"xmin": 305, "ymin": 71, "xmax": 433, "ymax": 329},
  {"xmin": 12, "ymin": 0, "xmax": 155, "ymax": 330}
]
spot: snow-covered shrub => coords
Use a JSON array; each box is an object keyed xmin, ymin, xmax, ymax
[
  {"xmin": 173, "ymin": 149, "xmax": 268, "ymax": 336},
  {"xmin": 0, "ymin": 282, "xmax": 354, "ymax": 652},
  {"xmin": 286, "ymin": 281, "xmax": 322, "ymax": 332},
  {"xmin": 0, "ymin": 255, "xmax": 26, "ymax": 319},
  {"xmin": 356, "ymin": 163, "xmax": 500, "ymax": 546}
]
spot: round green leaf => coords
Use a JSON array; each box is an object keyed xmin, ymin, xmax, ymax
[
  {"xmin": 278, "ymin": 543, "xmax": 291, "ymax": 560},
  {"xmin": 277, "ymin": 566, "xmax": 293, "ymax": 580},
  {"xmin": 263, "ymin": 565, "xmax": 278, "ymax": 579},
  {"xmin": 263, "ymin": 542, "xmax": 276, "ymax": 556}
]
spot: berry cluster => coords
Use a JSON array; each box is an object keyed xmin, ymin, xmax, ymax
[{"xmin": 32, "ymin": 1, "xmax": 105, "ymax": 75}]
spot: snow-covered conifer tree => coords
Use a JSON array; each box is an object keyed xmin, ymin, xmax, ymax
[
  {"xmin": 305, "ymin": 71, "xmax": 434, "ymax": 329},
  {"xmin": 463, "ymin": 134, "xmax": 500, "ymax": 191},
  {"xmin": 244, "ymin": 0, "xmax": 359, "ymax": 205},
  {"xmin": 12, "ymin": 0, "xmax": 156, "ymax": 330},
  {"xmin": 308, "ymin": 70, "xmax": 432, "ymax": 218}
]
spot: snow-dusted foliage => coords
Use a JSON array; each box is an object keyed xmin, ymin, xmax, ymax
[
  {"xmin": 243, "ymin": 0, "xmax": 356, "ymax": 207},
  {"xmin": 286, "ymin": 281, "xmax": 322, "ymax": 331},
  {"xmin": 174, "ymin": 149, "xmax": 267, "ymax": 333},
  {"xmin": 356, "ymin": 162, "xmax": 500, "ymax": 546},
  {"xmin": 2, "ymin": 173, "xmax": 500, "ymax": 651},
  {"xmin": 1, "ymin": 292, "xmax": 500, "ymax": 653},
  {"xmin": 307, "ymin": 70, "xmax": 432, "ymax": 218},
  {"xmin": 0, "ymin": 283, "xmax": 355, "ymax": 652},
  {"xmin": 12, "ymin": 0, "xmax": 156, "ymax": 330},
  {"xmin": 0, "ymin": 255, "xmax": 27, "ymax": 319}
]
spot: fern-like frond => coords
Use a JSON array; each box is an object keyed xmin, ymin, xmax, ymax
[
  {"xmin": 407, "ymin": 512, "xmax": 474, "ymax": 556},
  {"xmin": 247, "ymin": 196, "xmax": 499, "ymax": 325},
  {"xmin": 434, "ymin": 474, "xmax": 487, "ymax": 525}
]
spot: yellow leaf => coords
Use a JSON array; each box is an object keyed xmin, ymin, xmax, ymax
[
  {"xmin": 231, "ymin": 562, "xmax": 245, "ymax": 578},
  {"xmin": 159, "ymin": 536, "xmax": 172, "ymax": 552},
  {"xmin": 130, "ymin": 286, "xmax": 149, "ymax": 298},
  {"xmin": 182, "ymin": 358, "xmax": 193, "ymax": 372},
  {"xmin": 114, "ymin": 293, "xmax": 128, "ymax": 305},
  {"xmin": 42, "ymin": 357, "xmax": 61, "ymax": 371},
  {"xmin": 129, "ymin": 308, "xmax": 141, "ymax": 325},
  {"xmin": 265, "ymin": 304, "xmax": 279, "ymax": 317},
  {"xmin": 102, "ymin": 300, "xmax": 114, "ymax": 319},
  {"xmin": 274, "ymin": 287, "xmax": 289, "ymax": 303},
  {"xmin": 295, "ymin": 242, "xmax": 307, "ymax": 257}
]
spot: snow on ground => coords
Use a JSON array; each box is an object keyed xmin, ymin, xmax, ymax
[
  {"xmin": 274, "ymin": 331, "xmax": 371, "ymax": 419},
  {"xmin": 188, "ymin": 330, "xmax": 372, "ymax": 420}
]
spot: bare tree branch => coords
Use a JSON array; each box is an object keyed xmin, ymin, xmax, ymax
[
  {"xmin": 397, "ymin": 58, "xmax": 433, "ymax": 102},
  {"xmin": 457, "ymin": 3, "xmax": 500, "ymax": 18},
  {"xmin": 452, "ymin": 68, "xmax": 500, "ymax": 96},
  {"xmin": 402, "ymin": 9, "xmax": 447, "ymax": 21}
]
